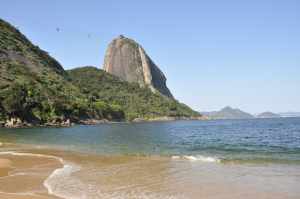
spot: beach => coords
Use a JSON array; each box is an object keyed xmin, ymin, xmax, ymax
[
  {"xmin": 1, "ymin": 145, "xmax": 299, "ymax": 199},
  {"xmin": 0, "ymin": 119, "xmax": 300, "ymax": 199},
  {"xmin": 1, "ymin": 1, "xmax": 300, "ymax": 198}
]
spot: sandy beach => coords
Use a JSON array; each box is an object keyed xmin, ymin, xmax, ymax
[
  {"xmin": 0, "ymin": 146, "xmax": 62, "ymax": 199},
  {"xmin": 0, "ymin": 144, "xmax": 300, "ymax": 199}
]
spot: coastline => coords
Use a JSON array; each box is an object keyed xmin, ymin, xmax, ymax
[
  {"xmin": 1, "ymin": 118, "xmax": 300, "ymax": 199},
  {"xmin": 0, "ymin": 115, "xmax": 208, "ymax": 128},
  {"xmin": 1, "ymin": 143, "xmax": 300, "ymax": 199}
]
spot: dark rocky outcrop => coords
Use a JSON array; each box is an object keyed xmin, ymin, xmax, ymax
[{"xmin": 103, "ymin": 35, "xmax": 173, "ymax": 98}]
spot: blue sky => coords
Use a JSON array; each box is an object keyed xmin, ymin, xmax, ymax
[{"xmin": 1, "ymin": 0, "xmax": 299, "ymax": 113}]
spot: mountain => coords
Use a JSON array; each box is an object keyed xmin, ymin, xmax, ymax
[
  {"xmin": 0, "ymin": 19, "xmax": 201, "ymax": 127},
  {"xmin": 68, "ymin": 66, "xmax": 200, "ymax": 121},
  {"xmin": 256, "ymin": 112, "xmax": 281, "ymax": 118},
  {"xmin": 201, "ymin": 106, "xmax": 254, "ymax": 120},
  {"xmin": 0, "ymin": 18, "xmax": 123, "ymax": 127},
  {"xmin": 103, "ymin": 35, "xmax": 173, "ymax": 98}
]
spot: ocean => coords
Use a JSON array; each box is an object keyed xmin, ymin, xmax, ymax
[{"xmin": 0, "ymin": 118, "xmax": 299, "ymax": 198}]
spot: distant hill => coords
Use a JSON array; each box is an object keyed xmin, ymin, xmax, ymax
[
  {"xmin": 279, "ymin": 112, "xmax": 300, "ymax": 118},
  {"xmin": 201, "ymin": 106, "xmax": 254, "ymax": 120},
  {"xmin": 256, "ymin": 112, "xmax": 281, "ymax": 118}
]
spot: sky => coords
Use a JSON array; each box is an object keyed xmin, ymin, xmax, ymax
[{"xmin": 1, "ymin": 0, "xmax": 299, "ymax": 114}]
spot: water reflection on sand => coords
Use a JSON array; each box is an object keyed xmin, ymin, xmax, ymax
[{"xmin": 0, "ymin": 146, "xmax": 299, "ymax": 199}]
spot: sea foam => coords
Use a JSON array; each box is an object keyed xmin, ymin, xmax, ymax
[
  {"xmin": 0, "ymin": 151, "xmax": 189, "ymax": 199},
  {"xmin": 172, "ymin": 155, "xmax": 220, "ymax": 163},
  {"xmin": 43, "ymin": 163, "xmax": 87, "ymax": 199},
  {"xmin": 0, "ymin": 151, "xmax": 81, "ymax": 199}
]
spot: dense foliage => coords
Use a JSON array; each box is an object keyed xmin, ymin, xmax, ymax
[
  {"xmin": 0, "ymin": 18, "xmax": 199, "ymax": 125},
  {"xmin": 0, "ymin": 19, "xmax": 123, "ymax": 124},
  {"xmin": 68, "ymin": 67, "xmax": 199, "ymax": 120}
]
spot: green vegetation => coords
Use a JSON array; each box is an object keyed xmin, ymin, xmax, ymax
[
  {"xmin": 0, "ymin": 19, "xmax": 123, "ymax": 125},
  {"xmin": 68, "ymin": 67, "xmax": 199, "ymax": 120},
  {"xmin": 0, "ymin": 18, "xmax": 199, "ymax": 126}
]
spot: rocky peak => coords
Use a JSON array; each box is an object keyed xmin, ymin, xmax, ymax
[{"xmin": 103, "ymin": 35, "xmax": 173, "ymax": 98}]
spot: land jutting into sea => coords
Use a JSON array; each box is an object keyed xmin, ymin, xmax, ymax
[
  {"xmin": 0, "ymin": 18, "xmax": 203, "ymax": 128},
  {"xmin": 1, "ymin": 18, "xmax": 300, "ymax": 199}
]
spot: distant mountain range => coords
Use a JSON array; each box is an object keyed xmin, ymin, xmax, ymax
[
  {"xmin": 201, "ymin": 106, "xmax": 254, "ymax": 120},
  {"xmin": 201, "ymin": 107, "xmax": 300, "ymax": 120},
  {"xmin": 256, "ymin": 112, "xmax": 280, "ymax": 118},
  {"xmin": 278, "ymin": 112, "xmax": 300, "ymax": 118}
]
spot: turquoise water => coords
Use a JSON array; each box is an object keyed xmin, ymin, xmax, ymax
[{"xmin": 1, "ymin": 118, "xmax": 300, "ymax": 163}]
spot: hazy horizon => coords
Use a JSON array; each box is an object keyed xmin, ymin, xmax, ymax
[{"xmin": 1, "ymin": 0, "xmax": 299, "ymax": 114}]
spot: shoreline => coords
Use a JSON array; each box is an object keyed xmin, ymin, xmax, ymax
[
  {"xmin": 0, "ymin": 116, "xmax": 207, "ymax": 129},
  {"xmin": 1, "ymin": 145, "xmax": 300, "ymax": 199},
  {"xmin": 3, "ymin": 116, "xmax": 299, "ymax": 129}
]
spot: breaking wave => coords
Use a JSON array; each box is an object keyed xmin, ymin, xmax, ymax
[
  {"xmin": 172, "ymin": 155, "xmax": 221, "ymax": 163},
  {"xmin": 0, "ymin": 151, "xmax": 89, "ymax": 199},
  {"xmin": 0, "ymin": 151, "xmax": 185, "ymax": 199}
]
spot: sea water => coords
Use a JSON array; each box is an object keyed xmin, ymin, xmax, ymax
[
  {"xmin": 0, "ymin": 118, "xmax": 300, "ymax": 199},
  {"xmin": 1, "ymin": 118, "xmax": 300, "ymax": 163}
]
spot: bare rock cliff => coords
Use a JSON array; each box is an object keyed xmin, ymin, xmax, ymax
[{"xmin": 103, "ymin": 35, "xmax": 173, "ymax": 98}]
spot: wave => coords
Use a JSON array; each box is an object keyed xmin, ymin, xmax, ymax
[
  {"xmin": 43, "ymin": 163, "xmax": 87, "ymax": 199},
  {"xmin": 0, "ymin": 151, "xmax": 81, "ymax": 199},
  {"xmin": 0, "ymin": 151, "xmax": 187, "ymax": 199},
  {"xmin": 0, "ymin": 151, "xmax": 63, "ymax": 161},
  {"xmin": 172, "ymin": 155, "xmax": 221, "ymax": 163}
]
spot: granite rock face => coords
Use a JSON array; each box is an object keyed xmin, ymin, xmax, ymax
[{"xmin": 103, "ymin": 35, "xmax": 173, "ymax": 98}]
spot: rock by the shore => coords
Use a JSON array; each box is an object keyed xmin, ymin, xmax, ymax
[
  {"xmin": 4, "ymin": 117, "xmax": 25, "ymax": 128},
  {"xmin": 45, "ymin": 118, "xmax": 72, "ymax": 127},
  {"xmin": 2, "ymin": 117, "xmax": 73, "ymax": 128},
  {"xmin": 79, "ymin": 119, "xmax": 110, "ymax": 125},
  {"xmin": 0, "ymin": 115, "xmax": 208, "ymax": 128}
]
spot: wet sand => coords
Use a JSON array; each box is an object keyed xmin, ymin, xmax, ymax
[
  {"xmin": 0, "ymin": 145, "xmax": 62, "ymax": 199},
  {"xmin": 0, "ymin": 145, "xmax": 300, "ymax": 199}
]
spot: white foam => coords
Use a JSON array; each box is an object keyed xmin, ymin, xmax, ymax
[
  {"xmin": 0, "ymin": 151, "xmax": 64, "ymax": 163},
  {"xmin": 0, "ymin": 151, "xmax": 188, "ymax": 199},
  {"xmin": 102, "ymin": 190, "xmax": 187, "ymax": 199},
  {"xmin": 43, "ymin": 163, "xmax": 87, "ymax": 199},
  {"xmin": 0, "ymin": 151, "xmax": 73, "ymax": 198},
  {"xmin": 172, "ymin": 155, "xmax": 220, "ymax": 163}
]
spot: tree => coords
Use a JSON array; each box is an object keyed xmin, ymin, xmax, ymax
[{"xmin": 2, "ymin": 83, "xmax": 27, "ymax": 117}]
